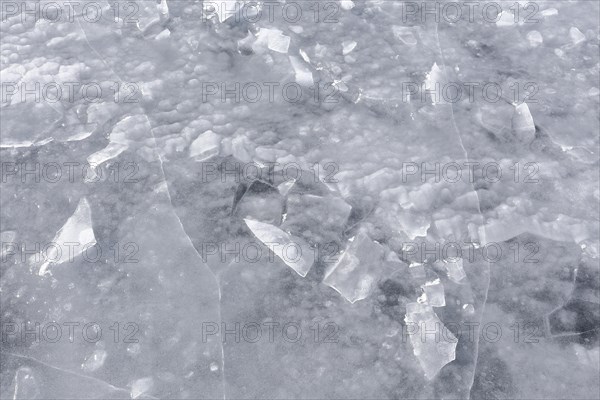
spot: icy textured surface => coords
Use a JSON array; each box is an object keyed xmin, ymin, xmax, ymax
[{"xmin": 1, "ymin": 0, "xmax": 599, "ymax": 399}]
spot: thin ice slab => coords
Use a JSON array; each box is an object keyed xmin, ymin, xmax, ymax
[
  {"xmin": 405, "ymin": 303, "xmax": 457, "ymax": 380},
  {"xmin": 244, "ymin": 219, "xmax": 314, "ymax": 277},
  {"xmin": 36, "ymin": 197, "xmax": 96, "ymax": 276},
  {"xmin": 323, "ymin": 229, "xmax": 384, "ymax": 303}
]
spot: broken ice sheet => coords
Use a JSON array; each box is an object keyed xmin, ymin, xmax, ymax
[
  {"xmin": 35, "ymin": 197, "xmax": 96, "ymax": 276},
  {"xmin": 0, "ymin": 102, "xmax": 61, "ymax": 148},
  {"xmin": 323, "ymin": 229, "xmax": 384, "ymax": 303},
  {"xmin": 87, "ymin": 114, "xmax": 153, "ymax": 170},
  {"xmin": 405, "ymin": 303, "xmax": 457, "ymax": 380},
  {"xmin": 244, "ymin": 219, "xmax": 314, "ymax": 277}
]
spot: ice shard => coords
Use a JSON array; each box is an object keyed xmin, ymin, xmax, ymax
[
  {"xmin": 404, "ymin": 303, "xmax": 457, "ymax": 380},
  {"xmin": 244, "ymin": 219, "xmax": 314, "ymax": 277},
  {"xmin": 36, "ymin": 197, "xmax": 96, "ymax": 276},
  {"xmin": 323, "ymin": 229, "xmax": 384, "ymax": 303}
]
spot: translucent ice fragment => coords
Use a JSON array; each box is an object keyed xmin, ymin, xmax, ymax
[
  {"xmin": 189, "ymin": 130, "xmax": 221, "ymax": 161},
  {"xmin": 87, "ymin": 142, "xmax": 128, "ymax": 168},
  {"xmin": 37, "ymin": 198, "xmax": 96, "ymax": 276},
  {"xmin": 444, "ymin": 258, "xmax": 466, "ymax": 283},
  {"xmin": 254, "ymin": 28, "xmax": 290, "ymax": 54},
  {"xmin": 342, "ymin": 40, "xmax": 357, "ymax": 55},
  {"xmin": 130, "ymin": 377, "xmax": 154, "ymax": 399},
  {"xmin": 570, "ymin": 27, "xmax": 586, "ymax": 45},
  {"xmin": 541, "ymin": 8, "xmax": 558, "ymax": 17},
  {"xmin": 392, "ymin": 26, "xmax": 417, "ymax": 46},
  {"xmin": 245, "ymin": 219, "xmax": 313, "ymax": 277},
  {"xmin": 158, "ymin": 0, "xmax": 169, "ymax": 16},
  {"xmin": 339, "ymin": 0, "xmax": 354, "ymax": 11},
  {"xmin": 323, "ymin": 230, "xmax": 384, "ymax": 303},
  {"xmin": 0, "ymin": 231, "xmax": 16, "ymax": 258},
  {"xmin": 289, "ymin": 56, "xmax": 314, "ymax": 86},
  {"xmin": 425, "ymin": 63, "xmax": 444, "ymax": 105},
  {"xmin": 409, "ymin": 262, "xmax": 426, "ymax": 280},
  {"xmin": 405, "ymin": 303, "xmax": 457, "ymax": 380},
  {"xmin": 527, "ymin": 31, "xmax": 543, "ymax": 47},
  {"xmin": 87, "ymin": 114, "xmax": 151, "ymax": 169},
  {"xmin": 420, "ymin": 279, "xmax": 445, "ymax": 307},
  {"xmin": 0, "ymin": 102, "xmax": 61, "ymax": 148},
  {"xmin": 396, "ymin": 209, "xmax": 430, "ymax": 240},
  {"xmin": 135, "ymin": 0, "xmax": 161, "ymax": 31},
  {"xmin": 82, "ymin": 349, "xmax": 107, "ymax": 372},
  {"xmin": 511, "ymin": 103, "xmax": 536, "ymax": 143},
  {"xmin": 277, "ymin": 180, "xmax": 296, "ymax": 196},
  {"xmin": 496, "ymin": 11, "xmax": 514, "ymax": 27}
]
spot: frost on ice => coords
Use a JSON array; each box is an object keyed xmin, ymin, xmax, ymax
[
  {"xmin": 36, "ymin": 198, "xmax": 96, "ymax": 276},
  {"xmin": 323, "ymin": 229, "xmax": 384, "ymax": 303},
  {"xmin": 405, "ymin": 303, "xmax": 457, "ymax": 380},
  {"xmin": 245, "ymin": 219, "xmax": 314, "ymax": 277}
]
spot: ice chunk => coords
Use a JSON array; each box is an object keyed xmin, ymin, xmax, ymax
[
  {"xmin": 155, "ymin": 29, "xmax": 170, "ymax": 40},
  {"xmin": 81, "ymin": 349, "xmax": 108, "ymax": 372},
  {"xmin": 323, "ymin": 230, "xmax": 384, "ymax": 303},
  {"xmin": 158, "ymin": 0, "xmax": 169, "ymax": 16},
  {"xmin": 511, "ymin": 103, "xmax": 536, "ymax": 143},
  {"xmin": 405, "ymin": 303, "xmax": 457, "ymax": 380},
  {"xmin": 189, "ymin": 130, "xmax": 221, "ymax": 161},
  {"xmin": 419, "ymin": 279, "xmax": 445, "ymax": 307},
  {"xmin": 130, "ymin": 377, "xmax": 154, "ymax": 399},
  {"xmin": 425, "ymin": 63, "xmax": 444, "ymax": 105},
  {"xmin": 541, "ymin": 8, "xmax": 558, "ymax": 17},
  {"xmin": 496, "ymin": 11, "xmax": 514, "ymax": 27},
  {"xmin": 527, "ymin": 31, "xmax": 543, "ymax": 47},
  {"xmin": 135, "ymin": 0, "xmax": 161, "ymax": 31},
  {"xmin": 277, "ymin": 180, "xmax": 296, "ymax": 196},
  {"xmin": 37, "ymin": 197, "xmax": 96, "ymax": 276},
  {"xmin": 253, "ymin": 28, "xmax": 290, "ymax": 54},
  {"xmin": 409, "ymin": 262, "xmax": 426, "ymax": 280},
  {"xmin": 339, "ymin": 0, "xmax": 355, "ymax": 11},
  {"xmin": 342, "ymin": 40, "xmax": 357, "ymax": 55},
  {"xmin": 392, "ymin": 26, "xmax": 417, "ymax": 46},
  {"xmin": 87, "ymin": 114, "xmax": 151, "ymax": 169},
  {"xmin": 87, "ymin": 142, "xmax": 128, "ymax": 168},
  {"xmin": 444, "ymin": 258, "xmax": 466, "ymax": 283},
  {"xmin": 245, "ymin": 219, "xmax": 314, "ymax": 277},
  {"xmin": 289, "ymin": 56, "xmax": 314, "ymax": 86},
  {"xmin": 0, "ymin": 231, "xmax": 16, "ymax": 258},
  {"xmin": 569, "ymin": 27, "xmax": 586, "ymax": 45},
  {"xmin": 392, "ymin": 207, "xmax": 430, "ymax": 240}
]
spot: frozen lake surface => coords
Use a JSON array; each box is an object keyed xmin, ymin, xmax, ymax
[{"xmin": 1, "ymin": 1, "xmax": 599, "ymax": 399}]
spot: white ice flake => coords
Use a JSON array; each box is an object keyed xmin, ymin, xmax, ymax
[
  {"xmin": 245, "ymin": 219, "xmax": 314, "ymax": 277},
  {"xmin": 37, "ymin": 198, "xmax": 96, "ymax": 276}
]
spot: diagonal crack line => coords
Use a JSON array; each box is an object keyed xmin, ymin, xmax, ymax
[
  {"xmin": 1, "ymin": 351, "xmax": 156, "ymax": 398},
  {"xmin": 75, "ymin": 16, "xmax": 228, "ymax": 400},
  {"xmin": 432, "ymin": 21, "xmax": 491, "ymax": 399}
]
